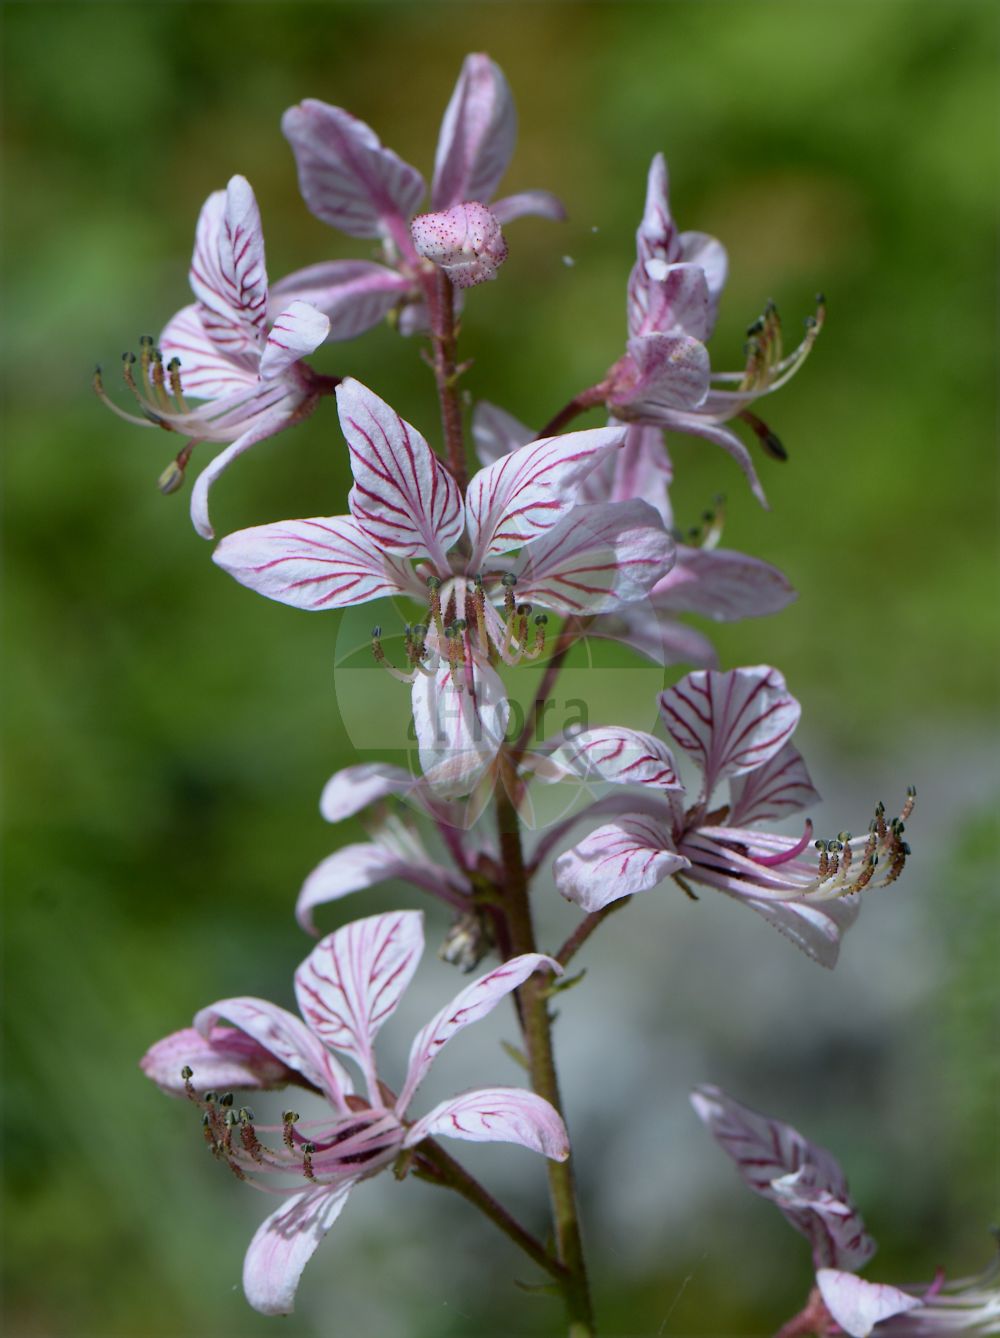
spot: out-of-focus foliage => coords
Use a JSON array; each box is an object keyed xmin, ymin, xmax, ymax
[{"xmin": 3, "ymin": 3, "xmax": 997, "ymax": 1335}]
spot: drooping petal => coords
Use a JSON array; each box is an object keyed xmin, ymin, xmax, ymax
[
  {"xmin": 511, "ymin": 499, "xmax": 675, "ymax": 615},
  {"xmin": 465, "ymin": 425, "xmax": 626, "ymax": 566},
  {"xmin": 689, "ymin": 1085, "xmax": 875, "ymax": 1269},
  {"xmin": 189, "ymin": 398, "xmax": 302, "ymax": 540},
  {"xmin": 650, "ymin": 545, "xmax": 795, "ymax": 622},
  {"xmin": 727, "ymin": 742, "xmax": 820, "ymax": 827},
  {"xmin": 270, "ymin": 260, "xmax": 412, "ymax": 342},
  {"xmin": 544, "ymin": 726, "xmax": 682, "ymax": 790},
  {"xmin": 816, "ymin": 1270, "xmax": 923, "ymax": 1337},
  {"xmin": 259, "ymin": 301, "xmax": 330, "ymax": 380},
  {"xmin": 160, "ymin": 304, "xmax": 260, "ymax": 399},
  {"xmin": 189, "ymin": 176, "xmax": 269, "ymax": 360},
  {"xmin": 282, "ymin": 100, "xmax": 425, "ymax": 243},
  {"xmin": 432, "ymin": 53, "xmax": 516, "ymax": 209},
  {"xmin": 579, "ymin": 422, "xmax": 674, "ymax": 526},
  {"xmin": 193, "ymin": 997, "xmax": 352, "ymax": 1107},
  {"xmin": 650, "ymin": 407, "xmax": 768, "ymax": 507},
  {"xmin": 611, "ymin": 334, "xmax": 711, "ymax": 415},
  {"xmin": 736, "ymin": 889, "xmax": 861, "ymax": 969},
  {"xmin": 595, "ymin": 607, "xmax": 720, "ymax": 669},
  {"xmin": 213, "ymin": 514, "xmax": 417, "ymax": 609},
  {"xmin": 658, "ymin": 665, "xmax": 801, "ymax": 802},
  {"xmin": 412, "ymin": 652, "xmax": 510, "ymax": 797},
  {"xmin": 140, "ymin": 1024, "xmax": 300, "ymax": 1097},
  {"xmin": 294, "ymin": 910, "xmax": 424, "ymax": 1093},
  {"xmin": 411, "ymin": 202, "xmax": 508, "ymax": 288},
  {"xmin": 405, "ymin": 1088, "xmax": 569, "ymax": 1160},
  {"xmin": 628, "ymin": 260, "xmax": 712, "ymax": 340},
  {"xmin": 470, "ymin": 400, "xmax": 533, "ymax": 467},
  {"xmin": 319, "ymin": 762, "xmax": 415, "ymax": 822},
  {"xmin": 338, "ymin": 379, "xmax": 464, "ymax": 564},
  {"xmin": 297, "ymin": 841, "xmax": 457, "ymax": 934},
  {"xmin": 398, "ymin": 953, "xmax": 560, "ymax": 1110},
  {"xmin": 243, "ymin": 1183, "xmax": 353, "ymax": 1316},
  {"xmin": 490, "ymin": 190, "xmax": 566, "ymax": 224},
  {"xmin": 554, "ymin": 815, "xmax": 689, "ymax": 913}
]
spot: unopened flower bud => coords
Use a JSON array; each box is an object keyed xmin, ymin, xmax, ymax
[{"xmin": 411, "ymin": 202, "xmax": 508, "ymax": 289}]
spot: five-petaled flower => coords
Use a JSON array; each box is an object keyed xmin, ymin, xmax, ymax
[
  {"xmin": 601, "ymin": 153, "xmax": 825, "ymax": 504},
  {"xmin": 95, "ymin": 175, "xmax": 333, "ymax": 539},
  {"xmin": 212, "ymin": 377, "xmax": 675, "ymax": 795},
  {"xmin": 546, "ymin": 665, "xmax": 913, "ymax": 966},
  {"xmin": 271, "ymin": 53, "xmax": 563, "ymax": 339},
  {"xmin": 691, "ymin": 1085, "xmax": 1000, "ymax": 1336},
  {"xmin": 141, "ymin": 910, "xmax": 568, "ymax": 1316}
]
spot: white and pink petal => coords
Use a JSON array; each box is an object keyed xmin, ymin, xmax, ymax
[
  {"xmin": 243, "ymin": 1183, "xmax": 354, "ymax": 1316},
  {"xmin": 259, "ymin": 301, "xmax": 330, "ymax": 379},
  {"xmin": 650, "ymin": 545, "xmax": 795, "ymax": 622},
  {"xmin": 140, "ymin": 1024, "xmax": 301, "ymax": 1097},
  {"xmin": 189, "ymin": 177, "xmax": 268, "ymax": 357},
  {"xmin": 213, "ymin": 514, "xmax": 417, "ymax": 609},
  {"xmin": 490, "ymin": 190, "xmax": 566, "ymax": 224},
  {"xmin": 405, "ymin": 1088, "xmax": 569, "ymax": 1160},
  {"xmin": 544, "ymin": 726, "xmax": 682, "ymax": 790},
  {"xmin": 399, "ymin": 953, "xmax": 560, "ymax": 1109},
  {"xmin": 432, "ymin": 53, "xmax": 516, "ymax": 209},
  {"xmin": 470, "ymin": 400, "xmax": 533, "ymax": 467},
  {"xmin": 659, "ymin": 666, "xmax": 801, "ymax": 801},
  {"xmin": 297, "ymin": 842, "xmax": 442, "ymax": 935},
  {"xmin": 554, "ymin": 815, "xmax": 689, "ymax": 913},
  {"xmin": 465, "ymin": 425, "xmax": 627, "ymax": 565},
  {"xmin": 339, "ymin": 379, "xmax": 464, "ymax": 564},
  {"xmin": 159, "ymin": 304, "xmax": 259, "ymax": 399},
  {"xmin": 816, "ymin": 1270, "xmax": 923, "ymax": 1338},
  {"xmin": 727, "ymin": 742, "xmax": 820, "ymax": 827},
  {"xmin": 282, "ymin": 100, "xmax": 425, "ymax": 243},
  {"xmin": 270, "ymin": 260, "xmax": 412, "ymax": 341},
  {"xmin": 412, "ymin": 653, "xmax": 510, "ymax": 798},
  {"xmin": 319, "ymin": 762, "xmax": 416, "ymax": 822}
]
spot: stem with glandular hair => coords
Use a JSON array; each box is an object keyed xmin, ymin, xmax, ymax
[{"xmin": 423, "ymin": 266, "xmax": 468, "ymax": 489}]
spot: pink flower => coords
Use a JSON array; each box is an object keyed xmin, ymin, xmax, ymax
[
  {"xmin": 547, "ymin": 666, "xmax": 914, "ymax": 966},
  {"xmin": 272, "ymin": 53, "xmax": 564, "ymax": 338},
  {"xmin": 411, "ymin": 201, "xmax": 508, "ymax": 288},
  {"xmin": 472, "ymin": 406, "xmax": 795, "ymax": 665},
  {"xmin": 141, "ymin": 910, "xmax": 567, "ymax": 1316},
  {"xmin": 95, "ymin": 175, "xmax": 331, "ymax": 539},
  {"xmin": 604, "ymin": 154, "xmax": 824, "ymax": 505},
  {"xmin": 691, "ymin": 1085, "xmax": 1000, "ymax": 1336},
  {"xmin": 212, "ymin": 378, "xmax": 675, "ymax": 794}
]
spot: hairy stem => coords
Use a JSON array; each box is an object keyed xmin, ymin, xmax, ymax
[
  {"xmin": 414, "ymin": 1139, "xmax": 566, "ymax": 1282},
  {"xmin": 496, "ymin": 765, "xmax": 595, "ymax": 1335},
  {"xmin": 424, "ymin": 266, "xmax": 469, "ymax": 489},
  {"xmin": 537, "ymin": 383, "xmax": 610, "ymax": 438}
]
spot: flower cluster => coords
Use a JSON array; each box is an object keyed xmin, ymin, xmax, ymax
[{"xmin": 96, "ymin": 48, "xmax": 983, "ymax": 1337}]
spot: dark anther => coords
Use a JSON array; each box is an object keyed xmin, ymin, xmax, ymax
[
  {"xmin": 219, "ymin": 1092, "xmax": 234, "ymax": 1108},
  {"xmin": 534, "ymin": 613, "xmax": 548, "ymax": 626},
  {"xmin": 426, "ymin": 575, "xmax": 441, "ymax": 590},
  {"xmin": 180, "ymin": 1065, "xmax": 193, "ymax": 1081},
  {"xmin": 500, "ymin": 572, "xmax": 517, "ymax": 588},
  {"xmin": 371, "ymin": 625, "xmax": 382, "ymax": 638}
]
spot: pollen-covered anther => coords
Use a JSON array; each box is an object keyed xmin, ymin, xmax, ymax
[
  {"xmin": 301, "ymin": 1142, "xmax": 316, "ymax": 1181},
  {"xmin": 812, "ymin": 790, "xmax": 915, "ymax": 897},
  {"xmin": 371, "ymin": 625, "xmax": 417, "ymax": 685},
  {"xmin": 282, "ymin": 1111, "xmax": 299, "ymax": 1151}
]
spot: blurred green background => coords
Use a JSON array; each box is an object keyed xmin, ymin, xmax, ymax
[{"xmin": 3, "ymin": 2, "xmax": 998, "ymax": 1335}]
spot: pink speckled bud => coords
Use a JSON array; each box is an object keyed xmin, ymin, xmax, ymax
[{"xmin": 410, "ymin": 202, "xmax": 508, "ymax": 288}]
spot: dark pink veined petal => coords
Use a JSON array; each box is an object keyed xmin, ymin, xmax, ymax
[
  {"xmin": 728, "ymin": 742, "xmax": 820, "ymax": 827},
  {"xmin": 398, "ymin": 953, "xmax": 560, "ymax": 1110},
  {"xmin": 294, "ymin": 910, "xmax": 424, "ymax": 1093},
  {"xmin": 490, "ymin": 190, "xmax": 566, "ymax": 224},
  {"xmin": 816, "ymin": 1270, "xmax": 922, "ymax": 1338},
  {"xmin": 628, "ymin": 259, "xmax": 712, "ymax": 340},
  {"xmin": 338, "ymin": 379, "xmax": 464, "ymax": 564},
  {"xmin": 404, "ymin": 1088, "xmax": 569, "ymax": 1160},
  {"xmin": 545, "ymin": 726, "xmax": 683, "ymax": 790},
  {"xmin": 635, "ymin": 153, "xmax": 681, "ymax": 272},
  {"xmin": 282, "ymin": 100, "xmax": 425, "ymax": 244},
  {"xmin": 259, "ymin": 301, "xmax": 330, "ymax": 380},
  {"xmin": 297, "ymin": 841, "xmax": 457, "ymax": 935},
  {"xmin": 243, "ymin": 1183, "xmax": 354, "ymax": 1316},
  {"xmin": 159, "ymin": 304, "xmax": 259, "ymax": 399},
  {"xmin": 319, "ymin": 763, "xmax": 415, "ymax": 822},
  {"xmin": 213, "ymin": 514, "xmax": 417, "ymax": 610},
  {"xmin": 650, "ymin": 545, "xmax": 795, "ymax": 622},
  {"xmin": 465, "ymin": 425, "xmax": 626, "ymax": 566},
  {"xmin": 189, "ymin": 399, "xmax": 303, "ymax": 540},
  {"xmin": 140, "ymin": 1024, "xmax": 301, "ymax": 1097},
  {"xmin": 511, "ymin": 499, "xmax": 675, "ymax": 615},
  {"xmin": 658, "ymin": 665, "xmax": 801, "ymax": 801},
  {"xmin": 189, "ymin": 176, "xmax": 269, "ymax": 359},
  {"xmin": 412, "ymin": 652, "xmax": 510, "ymax": 797},
  {"xmin": 689, "ymin": 1085, "xmax": 875, "ymax": 1270},
  {"xmin": 553, "ymin": 815, "xmax": 689, "ymax": 913},
  {"xmin": 431, "ymin": 53, "xmax": 516, "ymax": 209},
  {"xmin": 735, "ymin": 889, "xmax": 860, "ymax": 968},
  {"xmin": 470, "ymin": 400, "xmax": 533, "ymax": 467},
  {"xmin": 649, "ymin": 407, "xmax": 768, "ymax": 507},
  {"xmin": 270, "ymin": 260, "xmax": 412, "ymax": 342},
  {"xmin": 193, "ymin": 996, "xmax": 352, "ymax": 1108},
  {"xmin": 612, "ymin": 334, "xmax": 711, "ymax": 415},
  {"xmin": 579, "ymin": 422, "xmax": 674, "ymax": 526},
  {"xmin": 411, "ymin": 202, "xmax": 508, "ymax": 288}
]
